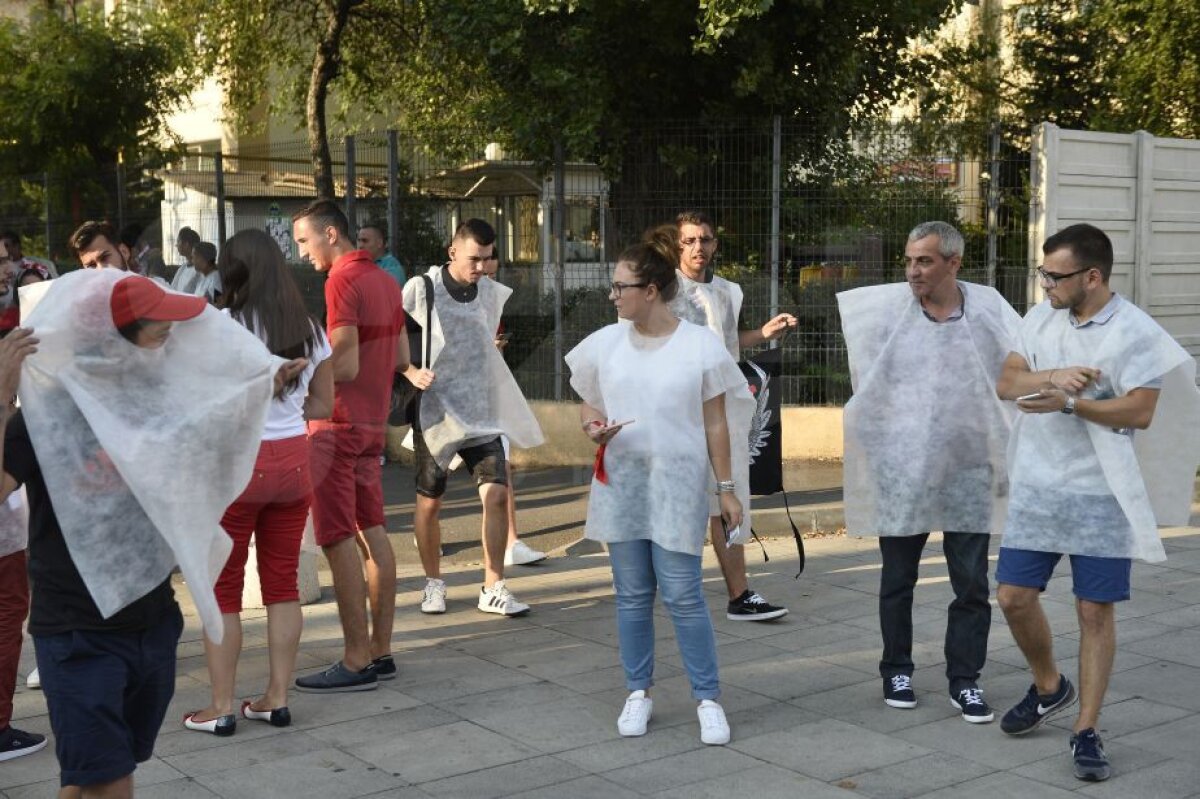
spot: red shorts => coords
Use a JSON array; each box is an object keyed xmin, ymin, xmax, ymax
[
  {"xmin": 308, "ymin": 421, "xmax": 386, "ymax": 547},
  {"xmin": 215, "ymin": 435, "xmax": 312, "ymax": 613}
]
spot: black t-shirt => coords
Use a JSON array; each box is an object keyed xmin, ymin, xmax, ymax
[
  {"xmin": 3, "ymin": 410, "xmax": 176, "ymax": 636},
  {"xmin": 441, "ymin": 266, "xmax": 479, "ymax": 303}
]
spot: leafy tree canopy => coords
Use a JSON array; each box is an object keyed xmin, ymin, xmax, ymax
[{"xmin": 0, "ymin": 6, "xmax": 194, "ymax": 175}]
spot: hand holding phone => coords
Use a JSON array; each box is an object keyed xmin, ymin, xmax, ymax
[{"xmin": 1017, "ymin": 392, "xmax": 1049, "ymax": 402}]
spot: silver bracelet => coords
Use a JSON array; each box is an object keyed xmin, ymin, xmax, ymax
[{"xmin": 717, "ymin": 480, "xmax": 736, "ymax": 493}]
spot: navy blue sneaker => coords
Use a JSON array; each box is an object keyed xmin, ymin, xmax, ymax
[
  {"xmin": 883, "ymin": 674, "xmax": 917, "ymax": 709},
  {"xmin": 950, "ymin": 686, "xmax": 994, "ymax": 724},
  {"xmin": 0, "ymin": 727, "xmax": 47, "ymax": 762},
  {"xmin": 367, "ymin": 654, "xmax": 397, "ymax": 681},
  {"xmin": 1000, "ymin": 674, "xmax": 1077, "ymax": 735},
  {"xmin": 1070, "ymin": 727, "xmax": 1111, "ymax": 781},
  {"xmin": 294, "ymin": 661, "xmax": 377, "ymax": 693}
]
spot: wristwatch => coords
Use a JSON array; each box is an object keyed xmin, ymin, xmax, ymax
[{"xmin": 1061, "ymin": 396, "xmax": 1076, "ymax": 415}]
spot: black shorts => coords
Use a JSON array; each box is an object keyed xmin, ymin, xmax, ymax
[
  {"xmin": 34, "ymin": 606, "xmax": 183, "ymax": 787},
  {"xmin": 414, "ymin": 431, "xmax": 507, "ymax": 499}
]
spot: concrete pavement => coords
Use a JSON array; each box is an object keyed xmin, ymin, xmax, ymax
[{"xmin": 3, "ymin": 463, "xmax": 1200, "ymax": 798}]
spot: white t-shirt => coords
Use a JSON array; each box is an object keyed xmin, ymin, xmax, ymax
[{"xmin": 223, "ymin": 310, "xmax": 332, "ymax": 440}]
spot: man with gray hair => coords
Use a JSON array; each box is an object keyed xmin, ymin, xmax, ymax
[{"xmin": 838, "ymin": 221, "xmax": 1020, "ymax": 722}]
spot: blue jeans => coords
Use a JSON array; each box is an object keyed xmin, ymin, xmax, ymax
[{"xmin": 608, "ymin": 540, "xmax": 720, "ymax": 700}]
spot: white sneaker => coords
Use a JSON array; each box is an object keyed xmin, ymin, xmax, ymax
[
  {"xmin": 25, "ymin": 668, "xmax": 39, "ymax": 690},
  {"xmin": 617, "ymin": 690, "xmax": 653, "ymax": 736},
  {"xmin": 697, "ymin": 700, "xmax": 730, "ymax": 745},
  {"xmin": 421, "ymin": 579, "xmax": 446, "ymax": 614},
  {"xmin": 504, "ymin": 540, "xmax": 547, "ymax": 567},
  {"xmin": 477, "ymin": 580, "xmax": 530, "ymax": 616}
]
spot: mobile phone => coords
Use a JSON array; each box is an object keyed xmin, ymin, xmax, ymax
[
  {"xmin": 602, "ymin": 419, "xmax": 635, "ymax": 432},
  {"xmin": 1017, "ymin": 392, "xmax": 1049, "ymax": 402}
]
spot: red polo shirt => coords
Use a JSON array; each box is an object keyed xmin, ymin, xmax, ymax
[{"xmin": 325, "ymin": 249, "xmax": 405, "ymax": 424}]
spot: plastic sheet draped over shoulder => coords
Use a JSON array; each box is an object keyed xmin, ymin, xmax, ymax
[{"xmin": 18, "ymin": 269, "xmax": 276, "ymax": 641}]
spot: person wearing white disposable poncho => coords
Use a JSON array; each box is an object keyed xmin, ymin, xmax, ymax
[
  {"xmin": 0, "ymin": 271, "xmax": 297, "ymax": 795},
  {"xmin": 661, "ymin": 211, "xmax": 797, "ymax": 623},
  {"xmin": 994, "ymin": 224, "xmax": 1200, "ymax": 783},
  {"xmin": 839, "ymin": 221, "xmax": 1020, "ymax": 724},
  {"xmin": 566, "ymin": 239, "xmax": 752, "ymax": 747},
  {"xmin": 402, "ymin": 219, "xmax": 543, "ymax": 617}
]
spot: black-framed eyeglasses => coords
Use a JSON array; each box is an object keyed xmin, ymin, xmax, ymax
[
  {"xmin": 610, "ymin": 281, "xmax": 648, "ymax": 295},
  {"xmin": 1036, "ymin": 265, "xmax": 1092, "ymax": 287}
]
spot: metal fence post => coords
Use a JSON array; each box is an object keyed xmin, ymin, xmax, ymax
[
  {"xmin": 769, "ymin": 114, "xmax": 782, "ymax": 346},
  {"xmin": 43, "ymin": 172, "xmax": 52, "ymax": 259},
  {"xmin": 387, "ymin": 130, "xmax": 399, "ymax": 261},
  {"xmin": 116, "ymin": 153, "xmax": 127, "ymax": 233},
  {"xmin": 215, "ymin": 151, "xmax": 227, "ymax": 246},
  {"xmin": 553, "ymin": 139, "xmax": 566, "ymax": 401},
  {"xmin": 985, "ymin": 120, "xmax": 1000, "ymax": 288},
  {"xmin": 345, "ymin": 135, "xmax": 357, "ymax": 229}
]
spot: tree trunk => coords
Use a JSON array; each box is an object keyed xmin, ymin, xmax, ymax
[{"xmin": 307, "ymin": 0, "xmax": 358, "ymax": 200}]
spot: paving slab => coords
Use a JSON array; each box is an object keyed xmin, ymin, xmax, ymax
[{"xmin": 4, "ymin": 468, "xmax": 1197, "ymax": 799}]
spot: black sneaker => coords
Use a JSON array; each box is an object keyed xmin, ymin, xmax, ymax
[
  {"xmin": 950, "ymin": 686, "xmax": 995, "ymax": 723},
  {"xmin": 367, "ymin": 654, "xmax": 397, "ymax": 681},
  {"xmin": 1000, "ymin": 674, "xmax": 1077, "ymax": 735},
  {"xmin": 726, "ymin": 589, "xmax": 788, "ymax": 622},
  {"xmin": 294, "ymin": 661, "xmax": 378, "ymax": 693},
  {"xmin": 883, "ymin": 674, "xmax": 917, "ymax": 709},
  {"xmin": 0, "ymin": 726, "xmax": 47, "ymax": 762},
  {"xmin": 1070, "ymin": 727, "xmax": 1111, "ymax": 781}
]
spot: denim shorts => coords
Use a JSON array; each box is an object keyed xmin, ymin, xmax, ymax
[
  {"xmin": 33, "ymin": 607, "xmax": 183, "ymax": 787},
  {"xmin": 996, "ymin": 547, "xmax": 1131, "ymax": 603}
]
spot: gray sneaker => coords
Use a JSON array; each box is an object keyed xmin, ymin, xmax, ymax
[{"xmin": 294, "ymin": 661, "xmax": 378, "ymax": 693}]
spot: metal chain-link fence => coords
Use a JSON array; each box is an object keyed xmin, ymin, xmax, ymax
[{"xmin": 1, "ymin": 118, "xmax": 1031, "ymax": 406}]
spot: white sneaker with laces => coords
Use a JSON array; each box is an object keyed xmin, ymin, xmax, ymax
[
  {"xmin": 477, "ymin": 580, "xmax": 530, "ymax": 616},
  {"xmin": 617, "ymin": 690, "xmax": 653, "ymax": 736},
  {"xmin": 421, "ymin": 579, "xmax": 447, "ymax": 614},
  {"xmin": 504, "ymin": 540, "xmax": 547, "ymax": 567},
  {"xmin": 25, "ymin": 668, "xmax": 39, "ymax": 690},
  {"xmin": 697, "ymin": 700, "xmax": 730, "ymax": 745}
]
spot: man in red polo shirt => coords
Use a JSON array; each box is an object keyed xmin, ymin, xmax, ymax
[{"xmin": 291, "ymin": 200, "xmax": 409, "ymax": 692}]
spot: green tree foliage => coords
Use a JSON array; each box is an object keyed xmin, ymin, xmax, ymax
[
  {"xmin": 0, "ymin": 6, "xmax": 193, "ymax": 175},
  {"xmin": 165, "ymin": 0, "xmax": 419, "ymax": 198},
  {"xmin": 387, "ymin": 0, "xmax": 956, "ymax": 167},
  {"xmin": 911, "ymin": 0, "xmax": 1200, "ymax": 143}
]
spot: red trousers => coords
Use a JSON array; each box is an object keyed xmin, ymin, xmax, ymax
[
  {"xmin": 0, "ymin": 549, "xmax": 29, "ymax": 729},
  {"xmin": 215, "ymin": 436, "xmax": 313, "ymax": 613}
]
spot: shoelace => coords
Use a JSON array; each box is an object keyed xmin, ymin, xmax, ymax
[
  {"xmin": 489, "ymin": 581, "xmax": 512, "ymax": 600},
  {"xmin": 424, "ymin": 582, "xmax": 443, "ymax": 601},
  {"xmin": 745, "ymin": 592, "xmax": 767, "ymax": 606},
  {"xmin": 697, "ymin": 702, "xmax": 725, "ymax": 727},
  {"xmin": 620, "ymin": 697, "xmax": 648, "ymax": 723},
  {"xmin": 890, "ymin": 675, "xmax": 913, "ymax": 692},
  {"xmin": 959, "ymin": 688, "xmax": 984, "ymax": 706}
]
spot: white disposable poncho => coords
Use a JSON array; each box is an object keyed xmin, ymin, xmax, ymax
[
  {"xmin": 839, "ymin": 281, "xmax": 1020, "ymax": 536},
  {"xmin": 0, "ymin": 490, "xmax": 28, "ymax": 558},
  {"xmin": 401, "ymin": 267, "xmax": 543, "ymax": 469},
  {"xmin": 18, "ymin": 269, "xmax": 278, "ymax": 641},
  {"xmin": 669, "ymin": 271, "xmax": 743, "ymax": 360},
  {"xmin": 666, "ymin": 271, "xmax": 754, "ymax": 526},
  {"xmin": 1004, "ymin": 298, "xmax": 1200, "ymax": 562},
  {"xmin": 566, "ymin": 321, "xmax": 756, "ymax": 556}
]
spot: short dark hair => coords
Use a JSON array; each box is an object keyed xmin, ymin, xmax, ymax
[
  {"xmin": 293, "ymin": 199, "xmax": 350, "ymax": 238},
  {"xmin": 193, "ymin": 241, "xmax": 217, "ymax": 265},
  {"xmin": 618, "ymin": 237, "xmax": 678, "ymax": 302},
  {"xmin": 119, "ymin": 223, "xmax": 144, "ymax": 250},
  {"xmin": 1, "ymin": 231, "xmax": 19, "ymax": 248},
  {"xmin": 70, "ymin": 220, "xmax": 118, "ymax": 256},
  {"xmin": 676, "ymin": 210, "xmax": 715, "ymax": 230},
  {"xmin": 1043, "ymin": 223, "xmax": 1114, "ymax": 282},
  {"xmin": 453, "ymin": 218, "xmax": 496, "ymax": 247},
  {"xmin": 360, "ymin": 220, "xmax": 388, "ymax": 243},
  {"xmin": 176, "ymin": 226, "xmax": 201, "ymax": 246}
]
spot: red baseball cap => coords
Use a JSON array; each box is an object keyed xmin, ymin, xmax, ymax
[{"xmin": 110, "ymin": 276, "xmax": 206, "ymax": 329}]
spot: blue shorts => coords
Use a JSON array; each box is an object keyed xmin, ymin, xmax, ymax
[
  {"xmin": 996, "ymin": 547, "xmax": 1131, "ymax": 603},
  {"xmin": 33, "ymin": 607, "xmax": 183, "ymax": 787}
]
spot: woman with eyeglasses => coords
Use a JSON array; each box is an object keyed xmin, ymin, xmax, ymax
[{"xmin": 565, "ymin": 238, "xmax": 754, "ymax": 746}]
